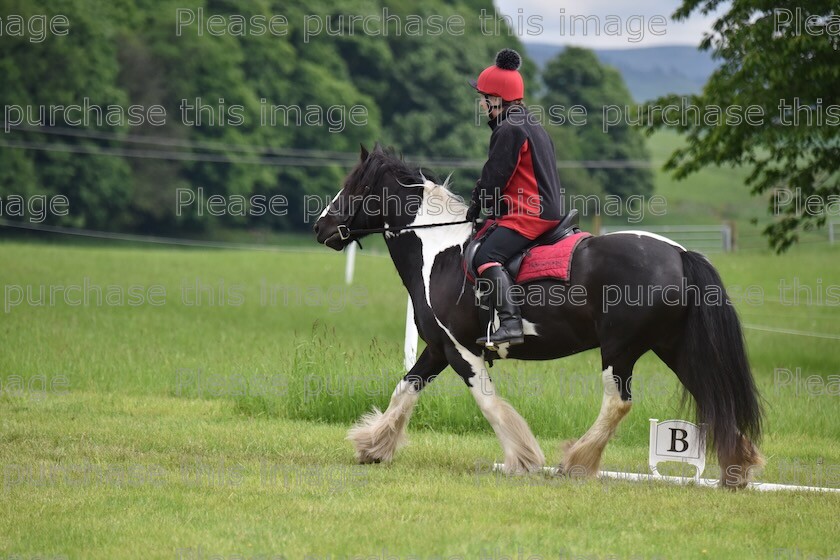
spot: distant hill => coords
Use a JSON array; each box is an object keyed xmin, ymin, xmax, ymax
[{"xmin": 524, "ymin": 42, "xmax": 717, "ymax": 102}]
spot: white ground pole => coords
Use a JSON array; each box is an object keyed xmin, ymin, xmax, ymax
[{"xmin": 489, "ymin": 463, "xmax": 840, "ymax": 493}]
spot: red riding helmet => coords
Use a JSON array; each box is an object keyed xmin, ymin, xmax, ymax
[{"xmin": 469, "ymin": 48, "xmax": 524, "ymax": 102}]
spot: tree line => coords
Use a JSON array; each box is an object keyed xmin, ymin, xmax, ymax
[{"xmin": 0, "ymin": 0, "xmax": 651, "ymax": 235}]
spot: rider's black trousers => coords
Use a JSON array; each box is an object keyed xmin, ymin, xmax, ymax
[{"xmin": 473, "ymin": 225, "xmax": 532, "ymax": 270}]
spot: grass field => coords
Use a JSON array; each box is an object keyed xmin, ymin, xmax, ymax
[{"xmin": 1, "ymin": 237, "xmax": 839, "ymax": 559}]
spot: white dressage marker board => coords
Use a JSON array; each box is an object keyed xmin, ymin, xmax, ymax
[{"xmin": 649, "ymin": 418, "xmax": 706, "ymax": 481}]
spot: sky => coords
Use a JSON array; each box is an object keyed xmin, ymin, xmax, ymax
[{"xmin": 494, "ymin": 0, "xmax": 727, "ymax": 49}]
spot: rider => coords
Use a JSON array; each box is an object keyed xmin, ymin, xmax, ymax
[{"xmin": 468, "ymin": 48, "xmax": 565, "ymax": 347}]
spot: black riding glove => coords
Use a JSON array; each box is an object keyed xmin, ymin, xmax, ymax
[
  {"xmin": 466, "ymin": 201, "xmax": 481, "ymax": 222},
  {"xmin": 466, "ymin": 185, "xmax": 482, "ymax": 222}
]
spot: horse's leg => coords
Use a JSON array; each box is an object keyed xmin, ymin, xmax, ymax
[
  {"xmin": 560, "ymin": 358, "xmax": 635, "ymax": 477},
  {"xmin": 444, "ymin": 344, "xmax": 545, "ymax": 474},
  {"xmin": 348, "ymin": 347, "xmax": 447, "ymax": 464}
]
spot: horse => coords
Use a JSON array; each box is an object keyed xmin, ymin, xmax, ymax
[{"xmin": 313, "ymin": 144, "xmax": 764, "ymax": 489}]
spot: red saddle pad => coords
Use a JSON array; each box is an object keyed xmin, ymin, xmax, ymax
[{"xmin": 514, "ymin": 231, "xmax": 591, "ymax": 283}]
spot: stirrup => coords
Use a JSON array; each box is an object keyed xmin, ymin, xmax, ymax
[
  {"xmin": 486, "ymin": 334, "xmax": 525, "ymax": 349},
  {"xmin": 478, "ymin": 321, "xmax": 525, "ymax": 349}
]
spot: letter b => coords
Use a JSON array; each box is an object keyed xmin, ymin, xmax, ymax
[{"xmin": 668, "ymin": 428, "xmax": 689, "ymax": 453}]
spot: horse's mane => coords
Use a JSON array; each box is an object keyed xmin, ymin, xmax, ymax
[
  {"xmin": 349, "ymin": 146, "xmax": 439, "ymax": 191},
  {"xmin": 346, "ymin": 145, "xmax": 467, "ymax": 213}
]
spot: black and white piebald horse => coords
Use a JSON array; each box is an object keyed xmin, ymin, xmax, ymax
[{"xmin": 314, "ymin": 145, "xmax": 764, "ymax": 489}]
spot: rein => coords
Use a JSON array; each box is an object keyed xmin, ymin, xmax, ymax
[
  {"xmin": 334, "ymin": 184, "xmax": 473, "ymax": 244},
  {"xmin": 337, "ymin": 219, "xmax": 473, "ymax": 242}
]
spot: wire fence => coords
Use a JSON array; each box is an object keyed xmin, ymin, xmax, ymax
[
  {"xmin": 2, "ymin": 219, "xmax": 836, "ymax": 342},
  {"xmin": 600, "ymin": 224, "xmax": 733, "ymax": 253}
]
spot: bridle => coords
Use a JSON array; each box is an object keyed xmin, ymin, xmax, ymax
[
  {"xmin": 332, "ymin": 184, "xmax": 472, "ymax": 245},
  {"xmin": 334, "ymin": 184, "xmax": 370, "ymax": 242}
]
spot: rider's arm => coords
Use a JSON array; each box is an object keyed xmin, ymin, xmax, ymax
[{"xmin": 475, "ymin": 124, "xmax": 528, "ymax": 214}]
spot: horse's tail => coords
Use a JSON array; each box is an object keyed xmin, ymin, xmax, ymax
[{"xmin": 676, "ymin": 250, "xmax": 763, "ymax": 483}]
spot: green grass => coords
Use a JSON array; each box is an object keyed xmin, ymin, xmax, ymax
[
  {"xmin": 645, "ymin": 130, "xmax": 763, "ymax": 225},
  {"xmin": 3, "ymin": 392, "xmax": 838, "ymax": 559},
  {"xmin": 1, "ymin": 240, "xmax": 839, "ymax": 559}
]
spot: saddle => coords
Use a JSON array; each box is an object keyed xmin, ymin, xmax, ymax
[{"xmin": 464, "ymin": 209, "xmax": 582, "ymax": 282}]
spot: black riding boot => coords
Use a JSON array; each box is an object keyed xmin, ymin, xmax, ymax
[{"xmin": 476, "ymin": 266, "xmax": 524, "ymax": 347}]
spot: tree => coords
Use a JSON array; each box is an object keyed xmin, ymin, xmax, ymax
[
  {"xmin": 0, "ymin": 0, "xmax": 133, "ymax": 229},
  {"xmin": 541, "ymin": 47, "xmax": 653, "ymax": 200},
  {"xmin": 645, "ymin": 0, "xmax": 840, "ymax": 252},
  {"xmin": 0, "ymin": 0, "xmax": 527, "ymax": 234}
]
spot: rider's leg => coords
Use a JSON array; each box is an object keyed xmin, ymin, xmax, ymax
[
  {"xmin": 473, "ymin": 226, "xmax": 532, "ymax": 347},
  {"xmin": 477, "ymin": 265, "xmax": 524, "ymax": 346}
]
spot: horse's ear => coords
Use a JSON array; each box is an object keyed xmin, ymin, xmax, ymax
[{"xmin": 359, "ymin": 144, "xmax": 369, "ymax": 161}]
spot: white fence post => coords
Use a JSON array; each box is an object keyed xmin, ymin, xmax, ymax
[
  {"xmin": 404, "ymin": 296, "xmax": 418, "ymax": 371},
  {"xmin": 342, "ymin": 244, "xmax": 416, "ymax": 369},
  {"xmin": 722, "ymin": 224, "xmax": 732, "ymax": 252},
  {"xmin": 344, "ymin": 242, "xmax": 356, "ymax": 285}
]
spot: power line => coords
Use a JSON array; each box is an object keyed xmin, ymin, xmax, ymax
[
  {"xmin": 1, "ymin": 124, "xmax": 657, "ymax": 169},
  {"xmin": 0, "ymin": 138, "xmax": 351, "ymax": 167},
  {"xmin": 0, "ymin": 218, "xmax": 393, "ymax": 256},
  {"xmin": 0, "ymin": 138, "xmax": 656, "ymax": 169},
  {"xmin": 3, "ymin": 122, "xmax": 359, "ymax": 160}
]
